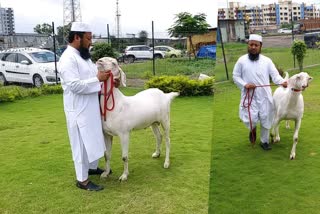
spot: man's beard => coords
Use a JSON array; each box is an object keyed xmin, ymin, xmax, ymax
[
  {"xmin": 248, "ymin": 52, "xmax": 260, "ymax": 61},
  {"xmin": 79, "ymin": 41, "xmax": 91, "ymax": 60}
]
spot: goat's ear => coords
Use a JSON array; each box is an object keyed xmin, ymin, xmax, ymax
[{"xmin": 119, "ymin": 66, "xmax": 127, "ymax": 87}]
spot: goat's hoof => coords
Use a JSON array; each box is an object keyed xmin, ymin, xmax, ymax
[
  {"xmin": 100, "ymin": 171, "xmax": 110, "ymax": 179},
  {"xmin": 163, "ymin": 162, "xmax": 170, "ymax": 169},
  {"xmin": 290, "ymin": 154, "xmax": 296, "ymax": 160},
  {"xmin": 119, "ymin": 175, "xmax": 128, "ymax": 182},
  {"xmin": 152, "ymin": 152, "xmax": 160, "ymax": 158},
  {"xmin": 273, "ymin": 137, "xmax": 280, "ymax": 143}
]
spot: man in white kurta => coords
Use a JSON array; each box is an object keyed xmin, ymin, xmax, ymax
[
  {"xmin": 233, "ymin": 34, "xmax": 287, "ymax": 150},
  {"xmin": 58, "ymin": 22, "xmax": 110, "ymax": 191}
]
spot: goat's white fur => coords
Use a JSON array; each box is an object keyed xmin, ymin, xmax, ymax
[
  {"xmin": 271, "ymin": 71, "xmax": 312, "ymax": 159},
  {"xmin": 96, "ymin": 57, "xmax": 179, "ymax": 181},
  {"xmin": 198, "ymin": 73, "xmax": 211, "ymax": 80}
]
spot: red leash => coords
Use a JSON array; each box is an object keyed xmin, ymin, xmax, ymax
[
  {"xmin": 242, "ymin": 84, "xmax": 276, "ymax": 145},
  {"xmin": 101, "ymin": 73, "xmax": 115, "ymax": 121}
]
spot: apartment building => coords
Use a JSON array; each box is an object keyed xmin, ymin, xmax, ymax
[
  {"xmin": 0, "ymin": 7, "xmax": 14, "ymax": 35},
  {"xmin": 219, "ymin": 1, "xmax": 319, "ymax": 27},
  {"xmin": 261, "ymin": 4, "xmax": 277, "ymax": 26}
]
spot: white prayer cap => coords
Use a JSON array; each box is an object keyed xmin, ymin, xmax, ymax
[
  {"xmin": 70, "ymin": 22, "xmax": 92, "ymax": 32},
  {"xmin": 249, "ymin": 34, "xmax": 262, "ymax": 43}
]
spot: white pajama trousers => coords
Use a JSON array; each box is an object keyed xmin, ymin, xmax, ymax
[
  {"xmin": 73, "ymin": 143, "xmax": 100, "ymax": 182},
  {"xmin": 260, "ymin": 126, "xmax": 270, "ymax": 144},
  {"xmin": 244, "ymin": 122, "xmax": 270, "ymax": 144}
]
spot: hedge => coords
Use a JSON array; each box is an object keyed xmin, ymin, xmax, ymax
[
  {"xmin": 145, "ymin": 75, "xmax": 214, "ymax": 96},
  {"xmin": 0, "ymin": 84, "xmax": 62, "ymax": 103},
  {"xmin": 0, "ymin": 75, "xmax": 214, "ymax": 103}
]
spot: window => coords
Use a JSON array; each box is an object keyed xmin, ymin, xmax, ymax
[
  {"xmin": 29, "ymin": 51, "xmax": 58, "ymax": 63},
  {"xmin": 17, "ymin": 53, "xmax": 31, "ymax": 64},
  {"xmin": 140, "ymin": 46, "xmax": 150, "ymax": 51},
  {"xmin": 4, "ymin": 53, "xmax": 16, "ymax": 62}
]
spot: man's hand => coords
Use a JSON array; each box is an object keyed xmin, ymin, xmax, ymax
[
  {"xmin": 244, "ymin": 83, "xmax": 256, "ymax": 89},
  {"xmin": 282, "ymin": 81, "xmax": 288, "ymax": 88},
  {"xmin": 97, "ymin": 70, "xmax": 111, "ymax": 82}
]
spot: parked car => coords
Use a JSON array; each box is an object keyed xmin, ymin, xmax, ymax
[
  {"xmin": 0, "ymin": 48, "xmax": 60, "ymax": 87},
  {"xmin": 261, "ymin": 29, "xmax": 267, "ymax": 34},
  {"xmin": 278, "ymin": 28, "xmax": 292, "ymax": 34},
  {"xmin": 154, "ymin": 46, "xmax": 182, "ymax": 58},
  {"xmin": 123, "ymin": 45, "xmax": 165, "ymax": 63},
  {"xmin": 304, "ymin": 32, "xmax": 320, "ymax": 48}
]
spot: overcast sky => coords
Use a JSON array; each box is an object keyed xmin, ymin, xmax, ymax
[
  {"xmin": 0, "ymin": 0, "xmax": 217, "ymax": 38},
  {"xmin": 217, "ymin": 0, "xmax": 320, "ymax": 8}
]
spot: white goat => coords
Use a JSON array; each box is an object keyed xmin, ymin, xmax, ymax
[
  {"xmin": 198, "ymin": 73, "xmax": 210, "ymax": 80},
  {"xmin": 96, "ymin": 57, "xmax": 179, "ymax": 181},
  {"xmin": 271, "ymin": 72, "xmax": 312, "ymax": 159}
]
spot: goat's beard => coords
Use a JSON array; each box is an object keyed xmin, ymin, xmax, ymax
[{"xmin": 79, "ymin": 41, "xmax": 91, "ymax": 60}]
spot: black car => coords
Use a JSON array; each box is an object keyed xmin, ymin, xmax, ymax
[{"xmin": 304, "ymin": 32, "xmax": 320, "ymax": 48}]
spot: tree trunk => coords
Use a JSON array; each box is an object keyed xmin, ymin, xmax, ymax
[
  {"xmin": 297, "ymin": 58, "xmax": 303, "ymax": 72},
  {"xmin": 299, "ymin": 61, "xmax": 303, "ymax": 72},
  {"xmin": 188, "ymin": 36, "xmax": 196, "ymax": 60}
]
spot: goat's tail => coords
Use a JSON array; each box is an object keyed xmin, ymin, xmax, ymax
[{"xmin": 167, "ymin": 92, "xmax": 180, "ymax": 102}]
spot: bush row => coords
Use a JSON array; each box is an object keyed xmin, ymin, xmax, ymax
[
  {"xmin": 0, "ymin": 84, "xmax": 63, "ymax": 102},
  {"xmin": 145, "ymin": 75, "xmax": 214, "ymax": 96},
  {"xmin": 0, "ymin": 75, "xmax": 214, "ymax": 103}
]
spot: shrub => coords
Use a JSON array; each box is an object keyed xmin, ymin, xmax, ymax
[
  {"xmin": 291, "ymin": 40, "xmax": 307, "ymax": 72},
  {"xmin": 0, "ymin": 84, "xmax": 62, "ymax": 103},
  {"xmin": 91, "ymin": 42, "xmax": 118, "ymax": 62},
  {"xmin": 145, "ymin": 75, "xmax": 214, "ymax": 96},
  {"xmin": 41, "ymin": 84, "xmax": 63, "ymax": 94}
]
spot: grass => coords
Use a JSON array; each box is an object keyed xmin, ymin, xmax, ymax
[
  {"xmin": 214, "ymin": 42, "xmax": 320, "ymax": 82},
  {"xmin": 209, "ymin": 66, "xmax": 320, "ymax": 213},
  {"xmin": 121, "ymin": 57, "xmax": 215, "ymax": 79},
  {"xmin": 0, "ymin": 87, "xmax": 213, "ymax": 214}
]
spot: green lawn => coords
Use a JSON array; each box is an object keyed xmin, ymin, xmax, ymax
[
  {"xmin": 209, "ymin": 67, "xmax": 320, "ymax": 213},
  {"xmin": 0, "ymin": 88, "xmax": 212, "ymax": 214},
  {"xmin": 121, "ymin": 58, "xmax": 215, "ymax": 79}
]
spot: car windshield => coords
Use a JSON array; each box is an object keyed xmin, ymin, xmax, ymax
[{"xmin": 29, "ymin": 51, "xmax": 59, "ymax": 63}]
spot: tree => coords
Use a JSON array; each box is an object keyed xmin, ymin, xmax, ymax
[
  {"xmin": 291, "ymin": 40, "xmax": 307, "ymax": 72},
  {"xmin": 34, "ymin": 23, "xmax": 52, "ymax": 35},
  {"xmin": 168, "ymin": 12, "xmax": 210, "ymax": 58},
  {"xmin": 57, "ymin": 23, "xmax": 72, "ymax": 45},
  {"xmin": 138, "ymin": 30, "xmax": 148, "ymax": 44},
  {"xmin": 91, "ymin": 42, "xmax": 118, "ymax": 62}
]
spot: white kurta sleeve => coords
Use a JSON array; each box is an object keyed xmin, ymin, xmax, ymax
[
  {"xmin": 233, "ymin": 59, "xmax": 247, "ymax": 89},
  {"xmin": 268, "ymin": 60, "xmax": 285, "ymax": 85},
  {"xmin": 59, "ymin": 56, "xmax": 101, "ymax": 95}
]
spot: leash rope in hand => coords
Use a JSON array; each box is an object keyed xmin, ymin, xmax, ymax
[
  {"xmin": 242, "ymin": 84, "xmax": 277, "ymax": 146},
  {"xmin": 101, "ymin": 72, "xmax": 115, "ymax": 121}
]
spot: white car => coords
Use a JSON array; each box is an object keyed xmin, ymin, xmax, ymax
[
  {"xmin": 278, "ymin": 28, "xmax": 292, "ymax": 34},
  {"xmin": 154, "ymin": 46, "xmax": 182, "ymax": 58},
  {"xmin": 0, "ymin": 48, "xmax": 60, "ymax": 87},
  {"xmin": 124, "ymin": 45, "xmax": 165, "ymax": 63}
]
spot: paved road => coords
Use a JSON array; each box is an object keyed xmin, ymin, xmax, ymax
[{"xmin": 262, "ymin": 34, "xmax": 304, "ymax": 48}]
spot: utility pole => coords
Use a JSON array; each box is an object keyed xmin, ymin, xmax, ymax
[
  {"xmin": 63, "ymin": 0, "xmax": 82, "ymax": 44},
  {"xmin": 116, "ymin": 0, "xmax": 121, "ymax": 52}
]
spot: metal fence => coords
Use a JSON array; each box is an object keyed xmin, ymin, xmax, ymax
[{"xmin": 215, "ymin": 33, "xmax": 320, "ymax": 82}]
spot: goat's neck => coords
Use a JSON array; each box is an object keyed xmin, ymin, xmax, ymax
[
  {"xmin": 106, "ymin": 87, "xmax": 124, "ymax": 105},
  {"xmin": 287, "ymin": 85, "xmax": 301, "ymax": 106}
]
